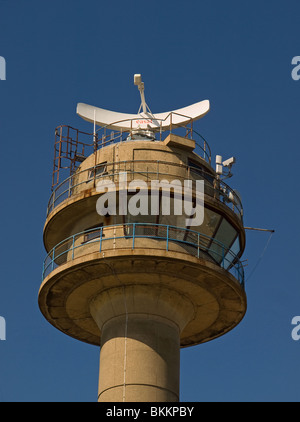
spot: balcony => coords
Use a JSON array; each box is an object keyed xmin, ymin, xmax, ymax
[
  {"xmin": 42, "ymin": 223, "xmax": 245, "ymax": 286},
  {"xmin": 46, "ymin": 160, "xmax": 243, "ymax": 220}
]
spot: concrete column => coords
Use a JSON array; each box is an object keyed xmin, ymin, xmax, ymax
[{"xmin": 90, "ymin": 285, "xmax": 195, "ymax": 402}]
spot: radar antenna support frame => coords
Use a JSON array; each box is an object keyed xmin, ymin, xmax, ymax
[{"xmin": 134, "ymin": 74, "xmax": 152, "ymax": 116}]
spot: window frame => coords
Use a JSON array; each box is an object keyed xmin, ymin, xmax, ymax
[{"xmin": 82, "ymin": 223, "xmax": 104, "ymax": 244}]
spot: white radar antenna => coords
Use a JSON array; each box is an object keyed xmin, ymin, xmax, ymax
[{"xmin": 76, "ymin": 74, "xmax": 210, "ymax": 132}]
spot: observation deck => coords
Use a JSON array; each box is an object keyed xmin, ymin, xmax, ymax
[{"xmin": 39, "ymin": 115, "xmax": 247, "ymax": 348}]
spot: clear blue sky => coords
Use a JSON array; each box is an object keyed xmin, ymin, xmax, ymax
[{"xmin": 0, "ymin": 0, "xmax": 299, "ymax": 402}]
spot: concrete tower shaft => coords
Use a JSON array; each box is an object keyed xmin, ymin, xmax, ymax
[{"xmin": 90, "ymin": 285, "xmax": 194, "ymax": 401}]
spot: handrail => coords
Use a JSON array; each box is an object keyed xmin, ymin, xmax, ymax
[
  {"xmin": 46, "ymin": 160, "xmax": 243, "ymax": 219},
  {"xmin": 94, "ymin": 113, "xmax": 212, "ymax": 162},
  {"xmin": 42, "ymin": 223, "xmax": 245, "ymax": 287},
  {"xmin": 51, "ymin": 119, "xmax": 212, "ymax": 190}
]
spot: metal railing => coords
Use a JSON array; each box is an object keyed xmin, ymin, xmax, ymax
[
  {"xmin": 93, "ymin": 111, "xmax": 212, "ymax": 162},
  {"xmin": 94, "ymin": 116, "xmax": 211, "ymax": 157},
  {"xmin": 51, "ymin": 116, "xmax": 212, "ymax": 190},
  {"xmin": 46, "ymin": 160, "xmax": 243, "ymax": 219},
  {"xmin": 42, "ymin": 223, "xmax": 245, "ymax": 287}
]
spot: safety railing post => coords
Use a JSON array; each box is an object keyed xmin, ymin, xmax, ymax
[
  {"xmin": 100, "ymin": 226, "xmax": 103, "ymax": 252},
  {"xmin": 51, "ymin": 247, "xmax": 55, "ymax": 272},
  {"xmin": 166, "ymin": 225, "xmax": 169, "ymax": 251},
  {"xmin": 42, "ymin": 260, "xmax": 45, "ymax": 280},
  {"xmin": 72, "ymin": 235, "xmax": 75, "ymax": 260},
  {"xmin": 197, "ymin": 233, "xmax": 200, "ymax": 258},
  {"xmin": 237, "ymin": 260, "xmax": 240, "ymax": 283},
  {"xmin": 68, "ymin": 177, "xmax": 72, "ymax": 199},
  {"xmin": 241, "ymin": 262, "xmax": 245, "ymax": 288},
  {"xmin": 52, "ymin": 189, "xmax": 56, "ymax": 211},
  {"xmin": 222, "ymin": 245, "xmax": 225, "ymax": 269},
  {"xmin": 132, "ymin": 223, "xmax": 136, "ymax": 249}
]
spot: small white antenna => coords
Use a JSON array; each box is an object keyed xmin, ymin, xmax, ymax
[
  {"xmin": 216, "ymin": 155, "xmax": 223, "ymax": 175},
  {"xmin": 134, "ymin": 74, "xmax": 152, "ymax": 115}
]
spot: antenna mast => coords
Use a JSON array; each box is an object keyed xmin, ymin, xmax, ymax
[{"xmin": 134, "ymin": 74, "xmax": 152, "ymax": 115}]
